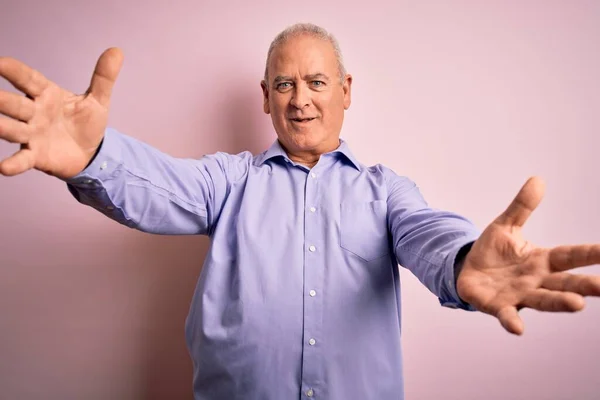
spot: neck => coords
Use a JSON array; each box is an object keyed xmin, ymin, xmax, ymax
[
  {"xmin": 288, "ymin": 153, "xmax": 319, "ymax": 168},
  {"xmin": 282, "ymin": 139, "xmax": 340, "ymax": 169}
]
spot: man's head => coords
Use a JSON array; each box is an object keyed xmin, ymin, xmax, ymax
[{"xmin": 261, "ymin": 23, "xmax": 352, "ymax": 164}]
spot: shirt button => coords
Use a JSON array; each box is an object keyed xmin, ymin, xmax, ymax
[
  {"xmin": 100, "ymin": 161, "xmax": 108, "ymax": 170},
  {"xmin": 309, "ymin": 338, "xmax": 316, "ymax": 346},
  {"xmin": 309, "ymin": 207, "xmax": 316, "ymax": 213},
  {"xmin": 306, "ymin": 389, "xmax": 314, "ymax": 397},
  {"xmin": 84, "ymin": 179, "xmax": 92, "ymax": 184},
  {"xmin": 309, "ymin": 290, "xmax": 316, "ymax": 297},
  {"xmin": 310, "ymin": 172, "xmax": 317, "ymax": 179},
  {"xmin": 106, "ymin": 206, "xmax": 114, "ymax": 210},
  {"xmin": 309, "ymin": 245, "xmax": 316, "ymax": 252}
]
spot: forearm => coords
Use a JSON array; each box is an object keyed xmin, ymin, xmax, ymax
[
  {"xmin": 63, "ymin": 128, "xmax": 213, "ymax": 235},
  {"xmin": 394, "ymin": 209, "xmax": 479, "ymax": 309}
]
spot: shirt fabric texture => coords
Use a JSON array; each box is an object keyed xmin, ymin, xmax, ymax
[{"xmin": 65, "ymin": 128, "xmax": 480, "ymax": 400}]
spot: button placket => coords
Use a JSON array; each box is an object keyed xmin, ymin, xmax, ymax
[{"xmin": 301, "ymin": 168, "xmax": 324, "ymax": 397}]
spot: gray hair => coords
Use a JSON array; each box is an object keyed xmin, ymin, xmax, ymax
[{"xmin": 263, "ymin": 23, "xmax": 347, "ymax": 86}]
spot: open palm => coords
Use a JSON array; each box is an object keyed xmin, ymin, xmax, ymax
[
  {"xmin": 457, "ymin": 176, "xmax": 600, "ymax": 335},
  {"xmin": 0, "ymin": 48, "xmax": 123, "ymax": 179}
]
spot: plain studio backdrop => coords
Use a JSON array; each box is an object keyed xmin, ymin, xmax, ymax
[{"xmin": 0, "ymin": 1, "xmax": 598, "ymax": 399}]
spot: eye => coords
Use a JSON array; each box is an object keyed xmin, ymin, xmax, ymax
[
  {"xmin": 276, "ymin": 82, "xmax": 292, "ymax": 90},
  {"xmin": 312, "ymin": 80, "xmax": 325, "ymax": 86}
]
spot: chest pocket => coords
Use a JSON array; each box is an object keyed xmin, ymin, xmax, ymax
[{"xmin": 340, "ymin": 200, "xmax": 390, "ymax": 262}]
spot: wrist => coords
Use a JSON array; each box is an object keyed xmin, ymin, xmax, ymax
[{"xmin": 454, "ymin": 241, "xmax": 474, "ymax": 301}]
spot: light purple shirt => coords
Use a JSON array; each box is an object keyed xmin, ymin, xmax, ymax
[{"xmin": 66, "ymin": 128, "xmax": 480, "ymax": 400}]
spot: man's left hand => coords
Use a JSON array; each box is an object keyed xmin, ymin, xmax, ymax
[{"xmin": 457, "ymin": 176, "xmax": 600, "ymax": 335}]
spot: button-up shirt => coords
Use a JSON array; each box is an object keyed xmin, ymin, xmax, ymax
[{"xmin": 65, "ymin": 128, "xmax": 480, "ymax": 400}]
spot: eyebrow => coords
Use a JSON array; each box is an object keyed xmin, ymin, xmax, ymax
[{"xmin": 272, "ymin": 73, "xmax": 331, "ymax": 84}]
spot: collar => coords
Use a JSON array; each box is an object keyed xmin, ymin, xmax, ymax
[{"xmin": 258, "ymin": 138, "xmax": 361, "ymax": 171}]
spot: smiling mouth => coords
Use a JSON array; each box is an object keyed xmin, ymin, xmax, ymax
[{"xmin": 290, "ymin": 117, "xmax": 316, "ymax": 123}]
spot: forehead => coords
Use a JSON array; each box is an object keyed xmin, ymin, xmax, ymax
[{"xmin": 268, "ymin": 34, "xmax": 338, "ymax": 77}]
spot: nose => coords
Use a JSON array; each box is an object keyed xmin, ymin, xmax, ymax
[{"xmin": 290, "ymin": 84, "xmax": 310, "ymax": 109}]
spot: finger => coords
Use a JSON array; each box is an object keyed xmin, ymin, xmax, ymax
[
  {"xmin": 0, "ymin": 90, "xmax": 35, "ymax": 121},
  {"xmin": 521, "ymin": 288, "xmax": 584, "ymax": 312},
  {"xmin": 88, "ymin": 47, "xmax": 124, "ymax": 107},
  {"xmin": 542, "ymin": 272, "xmax": 600, "ymax": 296},
  {"xmin": 495, "ymin": 176, "xmax": 545, "ymax": 227},
  {"xmin": 497, "ymin": 306, "xmax": 524, "ymax": 335},
  {"xmin": 0, "ymin": 57, "xmax": 49, "ymax": 97},
  {"xmin": 0, "ymin": 116, "xmax": 31, "ymax": 143},
  {"xmin": 549, "ymin": 244, "xmax": 600, "ymax": 272},
  {"xmin": 0, "ymin": 148, "xmax": 35, "ymax": 176}
]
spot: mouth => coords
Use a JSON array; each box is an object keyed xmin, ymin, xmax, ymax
[{"xmin": 289, "ymin": 117, "xmax": 316, "ymax": 123}]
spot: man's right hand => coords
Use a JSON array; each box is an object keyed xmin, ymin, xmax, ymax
[{"xmin": 0, "ymin": 48, "xmax": 124, "ymax": 180}]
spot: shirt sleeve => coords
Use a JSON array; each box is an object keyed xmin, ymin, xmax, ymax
[
  {"xmin": 62, "ymin": 127, "xmax": 250, "ymax": 235},
  {"xmin": 384, "ymin": 167, "xmax": 481, "ymax": 311}
]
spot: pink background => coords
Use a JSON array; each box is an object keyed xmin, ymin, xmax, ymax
[{"xmin": 1, "ymin": 0, "xmax": 599, "ymax": 399}]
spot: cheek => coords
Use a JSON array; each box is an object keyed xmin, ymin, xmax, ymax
[
  {"xmin": 270, "ymin": 93, "xmax": 288, "ymax": 107},
  {"xmin": 270, "ymin": 101, "xmax": 288, "ymax": 120},
  {"xmin": 321, "ymin": 97, "xmax": 344, "ymax": 121}
]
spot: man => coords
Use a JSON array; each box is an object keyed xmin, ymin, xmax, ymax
[{"xmin": 0, "ymin": 23, "xmax": 599, "ymax": 400}]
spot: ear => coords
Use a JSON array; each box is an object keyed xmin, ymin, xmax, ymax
[
  {"xmin": 342, "ymin": 74, "xmax": 352, "ymax": 110},
  {"xmin": 260, "ymin": 80, "xmax": 270, "ymax": 114}
]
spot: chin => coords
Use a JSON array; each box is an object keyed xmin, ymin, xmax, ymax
[{"xmin": 287, "ymin": 131, "xmax": 326, "ymax": 151}]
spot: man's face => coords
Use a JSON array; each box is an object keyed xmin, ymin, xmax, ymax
[{"xmin": 261, "ymin": 34, "xmax": 352, "ymax": 156}]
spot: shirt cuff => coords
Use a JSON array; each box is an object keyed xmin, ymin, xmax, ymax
[
  {"xmin": 439, "ymin": 238, "xmax": 478, "ymax": 311},
  {"xmin": 61, "ymin": 128, "xmax": 135, "ymax": 227},
  {"xmin": 62, "ymin": 127, "xmax": 123, "ymax": 189}
]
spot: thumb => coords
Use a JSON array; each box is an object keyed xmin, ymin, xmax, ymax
[
  {"xmin": 497, "ymin": 306, "xmax": 524, "ymax": 335},
  {"xmin": 495, "ymin": 176, "xmax": 545, "ymax": 228},
  {"xmin": 88, "ymin": 47, "xmax": 124, "ymax": 106}
]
